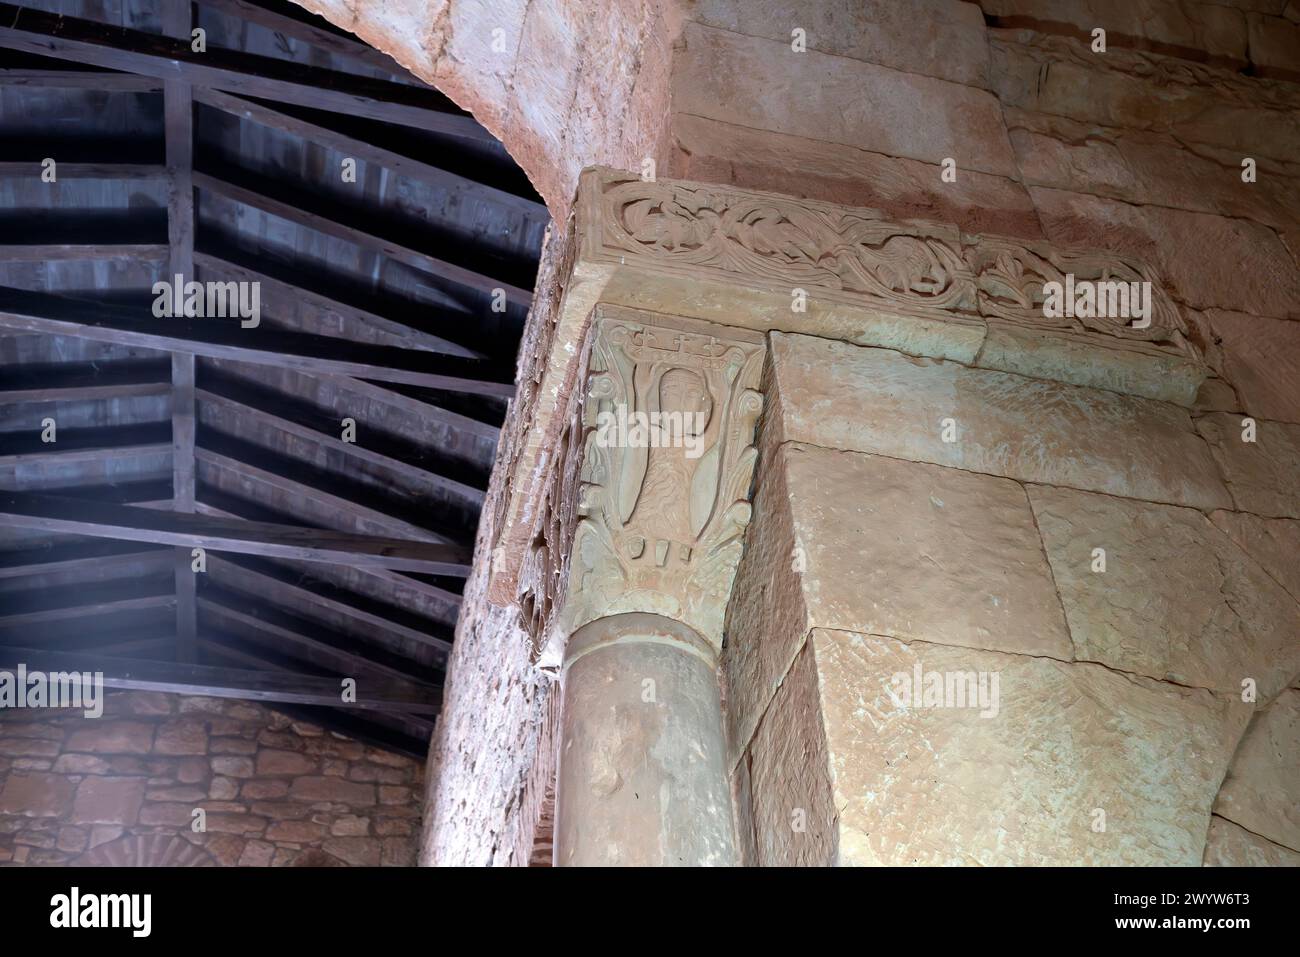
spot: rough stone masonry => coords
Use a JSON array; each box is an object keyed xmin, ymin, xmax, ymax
[{"xmin": 0, "ymin": 691, "xmax": 422, "ymax": 866}]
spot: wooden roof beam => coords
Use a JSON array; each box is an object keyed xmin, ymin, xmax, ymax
[
  {"xmin": 194, "ymin": 165, "xmax": 535, "ymax": 308},
  {"xmin": 0, "ymin": 645, "xmax": 441, "ymax": 713},
  {"xmin": 0, "ymin": 287, "xmax": 517, "ymax": 397},
  {"xmin": 193, "ymin": 87, "xmax": 547, "ymax": 217},
  {"xmin": 0, "ymin": 493, "xmax": 474, "ymax": 576}
]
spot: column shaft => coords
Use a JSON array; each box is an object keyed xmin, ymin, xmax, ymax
[{"xmin": 553, "ymin": 613, "xmax": 736, "ymax": 866}]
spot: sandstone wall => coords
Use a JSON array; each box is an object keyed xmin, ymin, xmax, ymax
[
  {"xmin": 0, "ymin": 692, "xmax": 423, "ymax": 866},
  {"xmin": 725, "ymin": 332, "xmax": 1298, "ymax": 864},
  {"xmin": 294, "ymin": 0, "xmax": 1300, "ymax": 864}
]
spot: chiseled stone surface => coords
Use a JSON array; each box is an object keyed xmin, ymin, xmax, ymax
[
  {"xmin": 768, "ymin": 332, "xmax": 1231, "ymax": 509},
  {"xmin": 1213, "ymin": 690, "xmax": 1300, "ymax": 851},
  {"xmin": 977, "ymin": 0, "xmax": 1249, "ymax": 64},
  {"xmin": 667, "ymin": 114, "xmax": 1043, "ymax": 239},
  {"xmin": 729, "ymin": 752, "xmax": 759, "ymax": 866},
  {"xmin": 0, "ymin": 773, "xmax": 75, "ymax": 819},
  {"xmin": 723, "ymin": 430, "xmax": 814, "ymax": 769},
  {"xmin": 1198, "ymin": 310, "xmax": 1300, "ymax": 425},
  {"xmin": 1210, "ymin": 511, "xmax": 1300, "ymax": 602},
  {"xmin": 685, "ymin": 0, "xmax": 993, "ymax": 87},
  {"xmin": 673, "ymin": 23, "xmax": 1020, "ymax": 177},
  {"xmin": 722, "ymin": 440, "xmax": 1074, "ymax": 770},
  {"xmin": 1029, "ymin": 186, "xmax": 1300, "ymax": 319},
  {"xmin": 989, "ymin": 31, "xmax": 1300, "ymax": 162},
  {"xmin": 294, "ymin": 0, "xmax": 1300, "ymax": 869},
  {"xmin": 297, "ymin": 0, "xmax": 674, "ymax": 218},
  {"xmin": 555, "ymin": 623, "xmax": 736, "ymax": 866},
  {"xmin": 70, "ymin": 777, "xmax": 145, "ymax": 826},
  {"xmin": 974, "ymin": 321, "xmax": 1205, "ymax": 405},
  {"xmin": 1194, "ymin": 377, "xmax": 1243, "ymax": 415},
  {"xmin": 811, "ymin": 629, "xmax": 1251, "ymax": 866},
  {"xmin": 746, "ymin": 640, "xmax": 838, "ymax": 866},
  {"xmin": 422, "ymin": 593, "xmax": 558, "ymax": 866},
  {"xmin": 1005, "ymin": 109, "xmax": 1300, "ymax": 234},
  {"xmin": 1195, "ymin": 413, "xmax": 1300, "ymax": 518},
  {"xmin": 782, "ymin": 444, "xmax": 1073, "ymax": 659},
  {"xmin": 1203, "ymin": 816, "xmax": 1300, "ymax": 866},
  {"xmin": 1028, "ymin": 484, "xmax": 1300, "ymax": 699},
  {"xmin": 1247, "ymin": 11, "xmax": 1300, "ymax": 78}
]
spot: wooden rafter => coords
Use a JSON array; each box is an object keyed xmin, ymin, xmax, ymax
[
  {"xmin": 204, "ymin": 553, "xmax": 454, "ymax": 661},
  {"xmin": 0, "ymin": 646, "xmax": 441, "ymax": 713},
  {"xmin": 0, "ymin": 287, "xmax": 518, "ymax": 397},
  {"xmin": 193, "ymin": 165, "xmax": 535, "ymax": 307},
  {"xmin": 0, "ymin": 540, "xmax": 168, "ymax": 580},
  {"xmin": 192, "ymin": 495, "xmax": 466, "ymax": 614},
  {"xmin": 163, "ymin": 0, "xmax": 199, "ymax": 665},
  {"xmin": 193, "ymin": 437, "xmax": 462, "ymax": 546},
  {"xmin": 0, "ymin": 578, "xmax": 174, "ymax": 631},
  {"xmin": 193, "ymin": 248, "xmax": 484, "ymax": 358},
  {"xmin": 198, "ymin": 588, "xmax": 443, "ymax": 685},
  {"xmin": 198, "ymin": 371, "xmax": 487, "ymax": 502},
  {"xmin": 0, "ymin": 244, "xmax": 167, "ymax": 261},
  {"xmin": 0, "ymin": 493, "xmax": 475, "ymax": 575},
  {"xmin": 0, "ymin": 162, "xmax": 165, "ymax": 179},
  {"xmin": 0, "ymin": 360, "xmax": 172, "ymax": 403},
  {"xmin": 193, "ymin": 0, "xmax": 413, "ymax": 77},
  {"xmin": 0, "ymin": 67, "xmax": 162, "ymax": 90},
  {"xmin": 192, "ymin": 87, "xmax": 547, "ymax": 217}
]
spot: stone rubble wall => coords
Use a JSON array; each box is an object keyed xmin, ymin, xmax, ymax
[
  {"xmin": 0, "ymin": 692, "xmax": 423, "ymax": 866},
  {"xmin": 292, "ymin": 0, "xmax": 1300, "ymax": 864}
]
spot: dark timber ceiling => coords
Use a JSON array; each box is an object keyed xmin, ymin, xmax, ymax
[{"xmin": 0, "ymin": 0, "xmax": 548, "ymax": 756}]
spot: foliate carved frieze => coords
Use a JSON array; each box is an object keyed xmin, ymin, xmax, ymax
[
  {"xmin": 544, "ymin": 307, "xmax": 765, "ymax": 656},
  {"xmin": 967, "ymin": 237, "xmax": 1194, "ymax": 357},
  {"xmin": 582, "ymin": 169, "xmax": 1197, "ymax": 365},
  {"xmin": 596, "ymin": 178, "xmax": 977, "ymax": 318}
]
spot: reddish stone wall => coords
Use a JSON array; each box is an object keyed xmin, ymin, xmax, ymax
[{"xmin": 0, "ymin": 692, "xmax": 422, "ymax": 866}]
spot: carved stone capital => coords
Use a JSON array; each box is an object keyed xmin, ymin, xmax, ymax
[{"xmin": 529, "ymin": 306, "xmax": 765, "ymax": 663}]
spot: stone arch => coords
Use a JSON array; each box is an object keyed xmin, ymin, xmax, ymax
[{"xmin": 294, "ymin": 0, "xmax": 682, "ymax": 219}]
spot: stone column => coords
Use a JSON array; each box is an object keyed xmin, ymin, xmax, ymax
[
  {"xmin": 554, "ymin": 612, "xmax": 735, "ymax": 866},
  {"xmin": 543, "ymin": 309, "xmax": 766, "ymax": 867}
]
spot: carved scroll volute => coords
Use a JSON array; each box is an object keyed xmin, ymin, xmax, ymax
[{"xmin": 555, "ymin": 309, "xmax": 766, "ymax": 653}]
